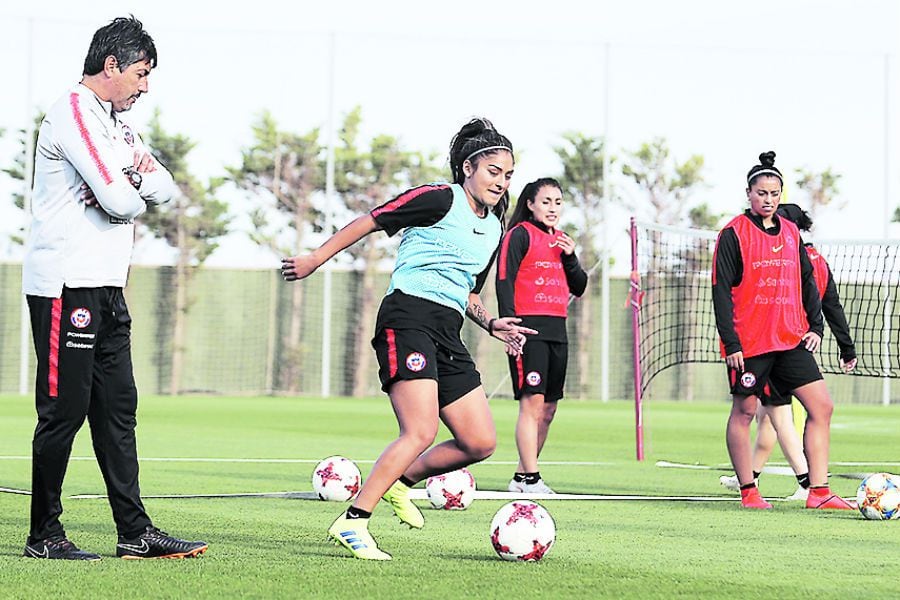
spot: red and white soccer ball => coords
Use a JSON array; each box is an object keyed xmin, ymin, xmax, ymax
[
  {"xmin": 490, "ymin": 500, "xmax": 556, "ymax": 562},
  {"xmin": 425, "ymin": 468, "xmax": 476, "ymax": 510},
  {"xmin": 856, "ymin": 472, "xmax": 900, "ymax": 521},
  {"xmin": 312, "ymin": 456, "xmax": 361, "ymax": 502}
]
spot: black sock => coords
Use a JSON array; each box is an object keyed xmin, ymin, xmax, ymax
[
  {"xmin": 513, "ymin": 472, "xmax": 527, "ymax": 483},
  {"xmin": 752, "ymin": 471, "xmax": 761, "ymax": 481},
  {"xmin": 740, "ymin": 482, "xmax": 757, "ymax": 491},
  {"xmin": 796, "ymin": 473, "xmax": 810, "ymax": 489},
  {"xmin": 398, "ymin": 475, "xmax": 416, "ymax": 488},
  {"xmin": 523, "ymin": 472, "xmax": 541, "ymax": 485},
  {"xmin": 345, "ymin": 506, "xmax": 372, "ymax": 520}
]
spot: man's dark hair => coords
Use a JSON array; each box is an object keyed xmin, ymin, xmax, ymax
[{"xmin": 83, "ymin": 16, "xmax": 157, "ymax": 76}]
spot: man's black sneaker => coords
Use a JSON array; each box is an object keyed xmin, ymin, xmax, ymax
[
  {"xmin": 116, "ymin": 526, "xmax": 208, "ymax": 559},
  {"xmin": 23, "ymin": 536, "xmax": 101, "ymax": 561}
]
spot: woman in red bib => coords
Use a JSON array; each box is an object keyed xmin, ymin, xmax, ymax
[
  {"xmin": 718, "ymin": 203, "xmax": 858, "ymax": 502},
  {"xmin": 496, "ymin": 178, "xmax": 588, "ymax": 494},
  {"xmin": 712, "ymin": 152, "xmax": 853, "ymax": 510}
]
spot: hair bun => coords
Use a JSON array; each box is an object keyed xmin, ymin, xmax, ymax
[
  {"xmin": 759, "ymin": 151, "xmax": 776, "ymax": 167},
  {"xmin": 476, "ymin": 117, "xmax": 496, "ymax": 131}
]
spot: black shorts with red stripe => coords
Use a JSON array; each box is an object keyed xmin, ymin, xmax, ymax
[
  {"xmin": 371, "ymin": 291, "xmax": 481, "ymax": 408},
  {"xmin": 726, "ymin": 344, "xmax": 823, "ymax": 406},
  {"xmin": 508, "ymin": 339, "xmax": 567, "ymax": 402}
]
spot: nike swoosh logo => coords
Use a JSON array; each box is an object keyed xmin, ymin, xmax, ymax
[
  {"xmin": 772, "ymin": 244, "xmax": 784, "ymax": 253},
  {"xmin": 25, "ymin": 545, "xmax": 49, "ymax": 558},
  {"xmin": 473, "ymin": 229, "xmax": 485, "ymax": 235},
  {"xmin": 117, "ymin": 539, "xmax": 150, "ymax": 554}
]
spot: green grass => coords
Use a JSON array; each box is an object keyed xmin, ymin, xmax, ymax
[{"xmin": 1, "ymin": 394, "xmax": 898, "ymax": 599}]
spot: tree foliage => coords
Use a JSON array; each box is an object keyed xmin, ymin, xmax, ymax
[
  {"xmin": 622, "ymin": 138, "xmax": 706, "ymax": 401},
  {"xmin": 142, "ymin": 110, "xmax": 231, "ymax": 265},
  {"xmin": 332, "ymin": 106, "xmax": 441, "ymax": 395},
  {"xmin": 2, "ymin": 112, "xmax": 43, "ymax": 245},
  {"xmin": 794, "ymin": 167, "xmax": 841, "ymax": 222},
  {"xmin": 334, "ymin": 107, "xmax": 441, "ymax": 256},
  {"xmin": 553, "ymin": 132, "xmax": 616, "ymax": 398},
  {"xmin": 227, "ymin": 111, "xmax": 325, "ymax": 394},
  {"xmin": 687, "ymin": 202, "xmax": 726, "ymax": 230},
  {"xmin": 227, "ymin": 110, "xmax": 325, "ymax": 257},
  {"xmin": 554, "ymin": 132, "xmax": 616, "ymax": 263},
  {"xmin": 141, "ymin": 110, "xmax": 231, "ymax": 395},
  {"xmin": 621, "ymin": 137, "xmax": 705, "ymax": 226}
]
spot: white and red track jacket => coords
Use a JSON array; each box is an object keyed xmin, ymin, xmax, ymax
[{"xmin": 23, "ymin": 83, "xmax": 178, "ymax": 297}]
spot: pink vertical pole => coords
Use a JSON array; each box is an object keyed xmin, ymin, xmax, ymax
[{"xmin": 630, "ymin": 218, "xmax": 644, "ymax": 461}]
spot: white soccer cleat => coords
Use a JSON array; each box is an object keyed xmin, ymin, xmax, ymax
[
  {"xmin": 719, "ymin": 474, "xmax": 759, "ymax": 493},
  {"xmin": 719, "ymin": 475, "xmax": 740, "ymax": 493},
  {"xmin": 509, "ymin": 479, "xmax": 555, "ymax": 494},
  {"xmin": 719, "ymin": 474, "xmax": 740, "ymax": 492},
  {"xmin": 784, "ymin": 486, "xmax": 809, "ymax": 501}
]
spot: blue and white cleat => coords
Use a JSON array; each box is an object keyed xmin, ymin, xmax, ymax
[{"xmin": 327, "ymin": 514, "xmax": 392, "ymax": 561}]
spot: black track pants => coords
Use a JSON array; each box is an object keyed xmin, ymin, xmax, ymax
[{"xmin": 27, "ymin": 287, "xmax": 151, "ymax": 540}]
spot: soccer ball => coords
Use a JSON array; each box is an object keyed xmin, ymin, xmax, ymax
[
  {"xmin": 856, "ymin": 472, "xmax": 900, "ymax": 521},
  {"xmin": 311, "ymin": 456, "xmax": 361, "ymax": 502},
  {"xmin": 489, "ymin": 500, "xmax": 556, "ymax": 562},
  {"xmin": 425, "ymin": 468, "xmax": 476, "ymax": 510}
]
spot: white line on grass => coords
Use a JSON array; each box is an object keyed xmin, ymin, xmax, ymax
[
  {"xmin": 828, "ymin": 462, "xmax": 900, "ymax": 467},
  {"xmin": 68, "ymin": 489, "xmax": 740, "ymax": 502},
  {"xmin": 2, "ymin": 456, "xmax": 892, "ymax": 469},
  {"xmin": 69, "ymin": 491, "xmax": 319, "ymax": 500},
  {"xmin": 656, "ymin": 460, "xmax": 795, "ymax": 475},
  {"xmin": 408, "ymin": 490, "xmax": 737, "ymax": 501},
  {"xmin": 657, "ymin": 459, "xmax": 898, "ymax": 471},
  {"xmin": 738, "ymin": 460, "xmax": 895, "ymax": 468}
]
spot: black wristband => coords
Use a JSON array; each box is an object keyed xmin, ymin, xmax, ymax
[{"xmin": 488, "ymin": 318, "xmax": 497, "ymax": 334}]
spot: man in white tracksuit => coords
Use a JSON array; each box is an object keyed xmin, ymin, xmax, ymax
[{"xmin": 22, "ymin": 15, "xmax": 207, "ymax": 561}]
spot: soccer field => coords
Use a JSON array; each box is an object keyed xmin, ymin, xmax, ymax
[{"xmin": 1, "ymin": 394, "xmax": 898, "ymax": 599}]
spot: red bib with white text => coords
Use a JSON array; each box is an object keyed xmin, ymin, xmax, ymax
[{"xmin": 726, "ymin": 214, "xmax": 808, "ymax": 358}]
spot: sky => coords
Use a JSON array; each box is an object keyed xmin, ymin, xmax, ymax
[{"xmin": 0, "ymin": 0, "xmax": 898, "ymax": 271}]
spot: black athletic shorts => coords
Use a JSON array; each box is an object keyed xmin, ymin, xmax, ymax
[
  {"xmin": 372, "ymin": 291, "xmax": 481, "ymax": 408},
  {"xmin": 726, "ymin": 344, "xmax": 823, "ymax": 406},
  {"xmin": 508, "ymin": 339, "xmax": 567, "ymax": 402}
]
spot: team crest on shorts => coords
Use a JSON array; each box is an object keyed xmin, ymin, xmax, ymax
[
  {"xmin": 526, "ymin": 371, "xmax": 542, "ymax": 386},
  {"xmin": 740, "ymin": 372, "xmax": 757, "ymax": 388},
  {"xmin": 70, "ymin": 308, "xmax": 92, "ymax": 329},
  {"xmin": 406, "ymin": 352, "xmax": 427, "ymax": 372}
]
